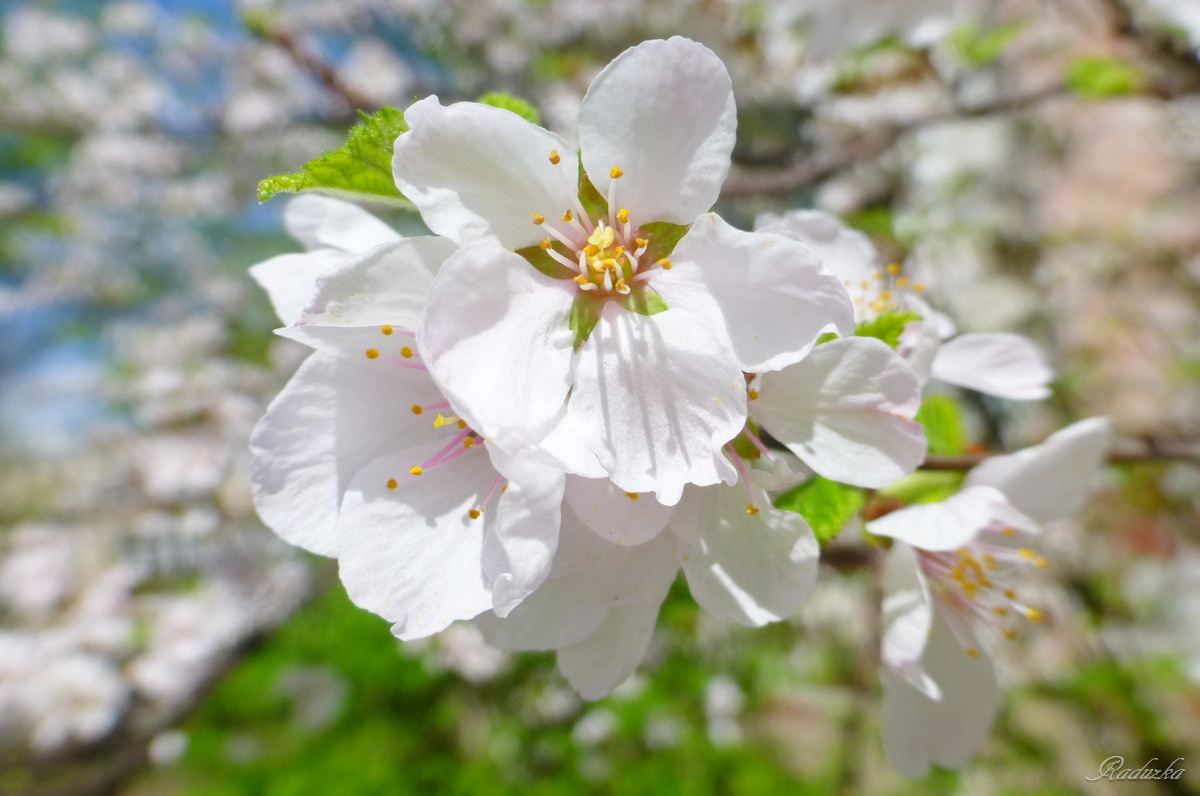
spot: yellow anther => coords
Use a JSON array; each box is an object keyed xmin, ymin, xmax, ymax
[
  {"xmin": 887, "ymin": 263, "xmax": 902, "ymax": 274},
  {"xmin": 1001, "ymin": 527, "xmax": 1016, "ymax": 537},
  {"xmin": 457, "ymin": 419, "xmax": 467, "ymax": 429},
  {"xmin": 860, "ymin": 280, "xmax": 869, "ymax": 289},
  {"xmin": 1025, "ymin": 608, "xmax": 1045, "ymax": 622},
  {"xmin": 983, "ymin": 554, "xmax": 997, "ymax": 570},
  {"xmin": 574, "ymin": 275, "xmax": 588, "ymax": 285},
  {"xmin": 532, "ymin": 213, "xmax": 545, "ymax": 225},
  {"xmin": 993, "ymin": 606, "xmax": 1008, "ymax": 616},
  {"xmin": 1004, "ymin": 588, "xmax": 1017, "ymax": 599},
  {"xmin": 616, "ymin": 208, "xmax": 630, "ymax": 224},
  {"xmin": 1034, "ymin": 557, "xmax": 1051, "ymax": 569},
  {"xmin": 433, "ymin": 414, "xmax": 455, "ymax": 428},
  {"xmin": 464, "ymin": 438, "xmax": 475, "ymax": 449},
  {"xmin": 610, "ymin": 167, "xmax": 624, "ymax": 179},
  {"xmin": 584, "ymin": 244, "xmax": 600, "ymax": 257},
  {"xmin": 1018, "ymin": 548, "xmax": 1036, "ymax": 559},
  {"xmin": 625, "ymin": 492, "xmax": 639, "ymax": 501},
  {"xmin": 386, "ymin": 478, "xmax": 398, "ymax": 490},
  {"xmin": 410, "ymin": 466, "xmax": 424, "ymax": 476},
  {"xmin": 549, "ymin": 150, "xmax": 561, "ymax": 165},
  {"xmin": 635, "ymin": 238, "xmax": 647, "ymax": 248},
  {"xmin": 872, "ymin": 272, "xmax": 884, "ymax": 280},
  {"xmin": 381, "ymin": 324, "xmax": 394, "ymax": 335},
  {"xmin": 1002, "ymin": 629, "xmax": 1018, "ymax": 640},
  {"xmin": 540, "ymin": 238, "xmax": 553, "ymax": 250},
  {"xmin": 589, "ymin": 226, "xmax": 616, "ymax": 249},
  {"xmin": 411, "ymin": 404, "xmax": 424, "ymax": 415},
  {"xmin": 748, "ymin": 389, "xmax": 759, "ymax": 401},
  {"xmin": 614, "ymin": 278, "xmax": 629, "ymax": 293},
  {"xmin": 896, "ymin": 277, "xmax": 910, "ymax": 288},
  {"xmin": 614, "ymin": 245, "xmax": 625, "ymax": 256},
  {"xmin": 468, "ymin": 509, "xmax": 481, "ymax": 519},
  {"xmin": 657, "ymin": 258, "xmax": 672, "ymax": 270},
  {"xmin": 746, "ymin": 504, "xmax": 760, "ymax": 516},
  {"xmin": 365, "ymin": 348, "xmax": 380, "ymax": 359},
  {"xmin": 400, "ymin": 346, "xmax": 414, "ymax": 359},
  {"xmin": 878, "ymin": 291, "xmax": 892, "ymax": 300},
  {"xmin": 913, "ymin": 283, "xmax": 926, "ymax": 292},
  {"xmin": 561, "ymin": 210, "xmax": 573, "ymax": 222},
  {"xmin": 966, "ymin": 647, "xmax": 980, "ymax": 658}
]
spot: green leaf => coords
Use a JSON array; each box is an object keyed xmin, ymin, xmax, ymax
[
  {"xmin": 477, "ymin": 92, "xmax": 540, "ymax": 124},
  {"xmin": 1066, "ymin": 56, "xmax": 1146, "ymax": 99},
  {"xmin": 516, "ymin": 243, "xmax": 576, "ymax": 280},
  {"xmin": 257, "ymin": 107, "xmax": 411, "ymax": 207},
  {"xmin": 915, "ymin": 394, "xmax": 966, "ymax": 456},
  {"xmin": 569, "ymin": 292, "xmax": 605, "ymax": 350},
  {"xmin": 640, "ymin": 221, "xmax": 690, "ymax": 264},
  {"xmin": 616, "ymin": 283, "xmax": 668, "ymax": 316},
  {"xmin": 815, "ymin": 331, "xmax": 840, "ymax": 345},
  {"xmin": 775, "ymin": 477, "xmax": 867, "ymax": 546},
  {"xmin": 578, "ymin": 160, "xmax": 608, "ymax": 223},
  {"xmin": 878, "ymin": 471, "xmax": 965, "ymax": 505},
  {"xmin": 950, "ymin": 22, "xmax": 1023, "ymax": 67},
  {"xmin": 854, "ymin": 311, "xmax": 922, "ymax": 349}
]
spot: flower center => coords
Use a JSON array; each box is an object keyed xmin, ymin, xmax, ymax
[{"xmin": 844, "ymin": 263, "xmax": 925, "ymax": 322}]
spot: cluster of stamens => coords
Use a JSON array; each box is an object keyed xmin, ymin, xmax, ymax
[
  {"xmin": 845, "ymin": 263, "xmax": 925, "ymax": 322},
  {"xmin": 532, "ymin": 159, "xmax": 670, "ymax": 296}
]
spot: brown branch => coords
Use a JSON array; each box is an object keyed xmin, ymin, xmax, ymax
[{"xmin": 255, "ymin": 25, "xmax": 374, "ymax": 113}]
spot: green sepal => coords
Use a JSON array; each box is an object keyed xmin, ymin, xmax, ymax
[
  {"xmin": 257, "ymin": 107, "xmax": 411, "ymax": 207},
  {"xmin": 854, "ymin": 311, "xmax": 922, "ymax": 349},
  {"xmin": 569, "ymin": 292, "xmax": 605, "ymax": 350},
  {"xmin": 578, "ymin": 157, "xmax": 608, "ymax": 224},
  {"xmin": 477, "ymin": 92, "xmax": 540, "ymax": 124},
  {"xmin": 516, "ymin": 243, "xmax": 577, "ymax": 280},
  {"xmin": 640, "ymin": 222, "xmax": 690, "ymax": 264},
  {"xmin": 616, "ymin": 283, "xmax": 668, "ymax": 316},
  {"xmin": 775, "ymin": 476, "xmax": 867, "ymax": 546},
  {"xmin": 915, "ymin": 394, "xmax": 966, "ymax": 456},
  {"xmin": 878, "ymin": 471, "xmax": 965, "ymax": 505}
]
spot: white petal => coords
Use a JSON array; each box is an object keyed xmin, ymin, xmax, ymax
[
  {"xmin": 906, "ymin": 294, "xmax": 957, "ymax": 340},
  {"xmin": 882, "ymin": 612, "xmax": 1000, "ymax": 778},
  {"xmin": 564, "ymin": 475, "xmax": 675, "ymax": 546},
  {"xmin": 336, "ymin": 442, "xmax": 498, "ymax": 640},
  {"xmin": 965, "ymin": 417, "xmax": 1112, "ymax": 523},
  {"xmin": 249, "ymin": 352, "xmax": 443, "ymax": 556},
  {"xmin": 897, "ymin": 319, "xmax": 940, "ymax": 386},
  {"xmin": 753, "ymin": 337, "xmax": 927, "ymax": 488},
  {"xmin": 754, "ymin": 209, "xmax": 878, "ymax": 284},
  {"xmin": 250, "ymin": 249, "xmax": 345, "ymax": 327},
  {"xmin": 578, "ymin": 37, "xmax": 736, "ymax": 225},
  {"xmin": 568, "ymin": 304, "xmax": 744, "ymax": 505},
  {"xmin": 880, "ymin": 543, "xmax": 939, "ymax": 699},
  {"xmin": 748, "ymin": 452, "xmax": 812, "ymax": 492},
  {"xmin": 557, "ymin": 600, "xmax": 664, "ymax": 701},
  {"xmin": 652, "ymin": 215, "xmax": 856, "ymax": 372},
  {"xmin": 392, "ymin": 96, "xmax": 579, "ymax": 250},
  {"xmin": 483, "ymin": 445, "xmax": 567, "ymax": 617},
  {"xmin": 931, "ymin": 333, "xmax": 1053, "ymax": 400},
  {"xmin": 672, "ymin": 480, "xmax": 820, "ymax": 626},
  {"xmin": 418, "ymin": 242, "xmax": 576, "ymax": 461},
  {"xmin": 867, "ymin": 485, "xmax": 1039, "ymax": 552},
  {"xmin": 283, "ymin": 194, "xmax": 401, "ymax": 253}
]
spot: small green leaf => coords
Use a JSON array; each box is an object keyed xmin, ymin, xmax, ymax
[
  {"xmin": 815, "ymin": 331, "xmax": 840, "ymax": 345},
  {"xmin": 516, "ymin": 243, "xmax": 576, "ymax": 280},
  {"xmin": 616, "ymin": 284, "xmax": 668, "ymax": 316},
  {"xmin": 1066, "ymin": 56, "xmax": 1146, "ymax": 99},
  {"xmin": 477, "ymin": 92, "xmax": 540, "ymax": 124},
  {"xmin": 258, "ymin": 107, "xmax": 411, "ymax": 207},
  {"xmin": 569, "ymin": 292, "xmax": 605, "ymax": 350},
  {"xmin": 578, "ymin": 161, "xmax": 608, "ymax": 223},
  {"xmin": 915, "ymin": 394, "xmax": 966, "ymax": 456},
  {"xmin": 854, "ymin": 311, "xmax": 922, "ymax": 349},
  {"xmin": 775, "ymin": 477, "xmax": 867, "ymax": 546},
  {"xmin": 950, "ymin": 22, "xmax": 1023, "ymax": 67},
  {"xmin": 640, "ymin": 221, "xmax": 690, "ymax": 264},
  {"xmin": 879, "ymin": 471, "xmax": 965, "ymax": 505}
]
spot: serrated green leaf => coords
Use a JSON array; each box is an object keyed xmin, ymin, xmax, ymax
[
  {"xmin": 915, "ymin": 394, "xmax": 966, "ymax": 456},
  {"xmin": 878, "ymin": 471, "xmax": 965, "ymax": 505},
  {"xmin": 516, "ymin": 243, "xmax": 576, "ymax": 280},
  {"xmin": 257, "ymin": 107, "xmax": 411, "ymax": 207},
  {"xmin": 569, "ymin": 292, "xmax": 605, "ymax": 350},
  {"xmin": 855, "ymin": 311, "xmax": 922, "ymax": 349},
  {"xmin": 775, "ymin": 477, "xmax": 867, "ymax": 546},
  {"xmin": 616, "ymin": 284, "xmax": 668, "ymax": 316},
  {"xmin": 641, "ymin": 221, "xmax": 690, "ymax": 264},
  {"xmin": 477, "ymin": 92, "xmax": 540, "ymax": 124},
  {"xmin": 950, "ymin": 22, "xmax": 1023, "ymax": 67},
  {"xmin": 1066, "ymin": 56, "xmax": 1146, "ymax": 99}
]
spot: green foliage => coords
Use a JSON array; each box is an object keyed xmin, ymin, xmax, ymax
[
  {"xmin": 854, "ymin": 311, "xmax": 921, "ymax": 349},
  {"xmin": 915, "ymin": 394, "xmax": 966, "ymax": 456},
  {"xmin": 257, "ymin": 108, "xmax": 412, "ymax": 207},
  {"xmin": 878, "ymin": 470, "xmax": 965, "ymax": 505},
  {"xmin": 517, "ymin": 243, "xmax": 577, "ymax": 280},
  {"xmin": 640, "ymin": 222, "xmax": 690, "ymax": 264},
  {"xmin": 950, "ymin": 22, "xmax": 1023, "ymax": 67},
  {"xmin": 775, "ymin": 477, "xmax": 867, "ymax": 545},
  {"xmin": 478, "ymin": 92, "xmax": 541, "ymax": 124},
  {"xmin": 1066, "ymin": 56, "xmax": 1146, "ymax": 99},
  {"xmin": 569, "ymin": 292, "xmax": 604, "ymax": 350}
]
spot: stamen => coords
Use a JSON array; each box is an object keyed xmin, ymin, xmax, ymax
[
  {"xmin": 657, "ymin": 258, "xmax": 672, "ymax": 270},
  {"xmin": 381, "ymin": 325, "xmax": 393, "ymax": 335},
  {"xmin": 747, "ymin": 388, "xmax": 759, "ymax": 401},
  {"xmin": 412, "ymin": 401, "xmax": 449, "ymax": 416},
  {"xmin": 966, "ymin": 647, "xmax": 980, "ymax": 658},
  {"xmin": 400, "ymin": 346, "xmax": 414, "ymax": 359},
  {"xmin": 746, "ymin": 505, "xmax": 760, "ymax": 515},
  {"xmin": 887, "ymin": 263, "xmax": 902, "ymax": 274},
  {"xmin": 609, "ymin": 167, "xmax": 624, "ymax": 179},
  {"xmin": 614, "ymin": 278, "xmax": 630, "ymax": 295},
  {"xmin": 365, "ymin": 348, "xmax": 380, "ymax": 359},
  {"xmin": 532, "ymin": 213, "xmax": 545, "ymax": 225},
  {"xmin": 545, "ymin": 246, "xmax": 582, "ymax": 271},
  {"xmin": 548, "ymin": 150, "xmax": 561, "ymax": 165},
  {"xmin": 742, "ymin": 427, "xmax": 775, "ymax": 461},
  {"xmin": 468, "ymin": 475, "xmax": 506, "ymax": 520},
  {"xmin": 542, "ymin": 220, "xmax": 581, "ymax": 249},
  {"xmin": 606, "ymin": 169, "xmax": 623, "ymax": 227},
  {"xmin": 913, "ymin": 283, "xmax": 926, "ymax": 292},
  {"xmin": 433, "ymin": 414, "xmax": 460, "ymax": 428},
  {"xmin": 726, "ymin": 444, "xmax": 759, "ymax": 516},
  {"xmin": 540, "ymin": 238, "xmax": 553, "ymax": 250},
  {"xmin": 410, "ymin": 466, "xmax": 424, "ymax": 476},
  {"xmin": 562, "ymin": 210, "xmax": 573, "ymax": 222},
  {"xmin": 625, "ymin": 492, "xmax": 639, "ymax": 501},
  {"xmin": 386, "ymin": 479, "xmax": 398, "ymax": 490}
]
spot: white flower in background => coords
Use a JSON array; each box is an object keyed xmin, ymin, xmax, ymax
[
  {"xmin": 393, "ymin": 37, "xmax": 855, "ymax": 505},
  {"xmin": 250, "ymin": 196, "xmax": 568, "ymax": 636},
  {"xmin": 865, "ymin": 418, "xmax": 1112, "ymax": 777},
  {"xmin": 0, "ymin": 524, "xmax": 76, "ymax": 620},
  {"xmin": 800, "ymin": 0, "xmax": 969, "ymax": 60},
  {"xmin": 756, "ymin": 210, "xmax": 1054, "ymax": 401},
  {"xmin": 25, "ymin": 653, "xmax": 129, "ymax": 752}
]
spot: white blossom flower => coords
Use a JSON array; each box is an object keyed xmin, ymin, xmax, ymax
[
  {"xmin": 865, "ymin": 417, "xmax": 1112, "ymax": 776},
  {"xmin": 393, "ymin": 38, "xmax": 855, "ymax": 505},
  {"xmin": 756, "ymin": 210, "xmax": 1054, "ymax": 401}
]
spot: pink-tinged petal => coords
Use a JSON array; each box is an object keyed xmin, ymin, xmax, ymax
[
  {"xmin": 568, "ymin": 304, "xmax": 744, "ymax": 505},
  {"xmin": 652, "ymin": 215, "xmax": 855, "ymax": 372},
  {"xmin": 931, "ymin": 333, "xmax": 1053, "ymax": 400},
  {"xmin": 965, "ymin": 417, "xmax": 1112, "ymax": 523},
  {"xmin": 867, "ymin": 485, "xmax": 1039, "ymax": 552},
  {"xmin": 483, "ymin": 445, "xmax": 567, "ymax": 617},
  {"xmin": 672, "ymin": 480, "xmax": 819, "ymax": 626},
  {"xmin": 880, "ymin": 543, "xmax": 939, "ymax": 699},
  {"xmin": 250, "ymin": 249, "xmax": 346, "ymax": 327},
  {"xmin": 753, "ymin": 337, "xmax": 927, "ymax": 488},
  {"xmin": 249, "ymin": 352, "xmax": 443, "ymax": 556},
  {"xmin": 418, "ymin": 242, "xmax": 577, "ymax": 462},
  {"xmin": 336, "ymin": 442, "xmax": 498, "ymax": 640},
  {"xmin": 754, "ymin": 209, "xmax": 878, "ymax": 285},
  {"xmin": 578, "ymin": 37, "xmax": 735, "ymax": 225},
  {"xmin": 882, "ymin": 612, "xmax": 1000, "ymax": 778},
  {"xmin": 283, "ymin": 194, "xmax": 401, "ymax": 253},
  {"xmin": 557, "ymin": 600, "xmax": 664, "ymax": 701},
  {"xmin": 392, "ymin": 96, "xmax": 578, "ymax": 250},
  {"xmin": 564, "ymin": 475, "xmax": 675, "ymax": 546}
]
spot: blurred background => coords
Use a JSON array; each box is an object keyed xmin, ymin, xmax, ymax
[{"xmin": 1, "ymin": 0, "xmax": 1200, "ymax": 793}]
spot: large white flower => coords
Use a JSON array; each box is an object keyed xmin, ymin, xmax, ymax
[
  {"xmin": 866, "ymin": 417, "xmax": 1112, "ymax": 777},
  {"xmin": 394, "ymin": 38, "xmax": 855, "ymax": 505},
  {"xmin": 756, "ymin": 210, "xmax": 1054, "ymax": 401}
]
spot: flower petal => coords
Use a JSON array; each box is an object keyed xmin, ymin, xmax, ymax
[
  {"xmin": 568, "ymin": 303, "xmax": 744, "ymax": 505},
  {"xmin": 652, "ymin": 215, "xmax": 856, "ymax": 372},
  {"xmin": 564, "ymin": 475, "xmax": 675, "ymax": 546},
  {"xmin": 931, "ymin": 333, "xmax": 1053, "ymax": 400},
  {"xmin": 392, "ymin": 96, "xmax": 578, "ymax": 250},
  {"xmin": 867, "ymin": 485, "xmax": 1039, "ymax": 551},
  {"xmin": 897, "ymin": 319, "xmax": 940, "ymax": 386},
  {"xmin": 249, "ymin": 352, "xmax": 443, "ymax": 556},
  {"xmin": 753, "ymin": 337, "xmax": 927, "ymax": 488},
  {"xmin": 578, "ymin": 37, "xmax": 736, "ymax": 225},
  {"xmin": 283, "ymin": 194, "xmax": 401, "ymax": 253},
  {"xmin": 557, "ymin": 600, "xmax": 664, "ymax": 701},
  {"xmin": 880, "ymin": 542, "xmax": 939, "ymax": 699},
  {"xmin": 754, "ymin": 209, "xmax": 878, "ymax": 285},
  {"xmin": 965, "ymin": 417, "xmax": 1112, "ymax": 523},
  {"xmin": 882, "ymin": 612, "xmax": 1000, "ymax": 778},
  {"xmin": 672, "ymin": 480, "xmax": 820, "ymax": 626},
  {"xmin": 336, "ymin": 442, "xmax": 498, "ymax": 640},
  {"xmin": 250, "ymin": 249, "xmax": 346, "ymax": 327},
  {"xmin": 418, "ymin": 242, "xmax": 577, "ymax": 462}
]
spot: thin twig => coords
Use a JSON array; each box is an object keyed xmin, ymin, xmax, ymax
[{"xmin": 256, "ymin": 25, "xmax": 374, "ymax": 112}]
